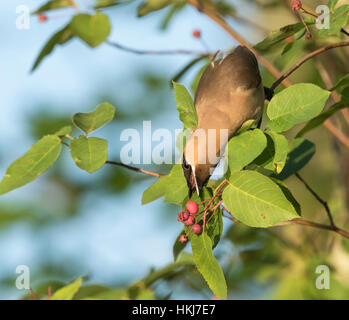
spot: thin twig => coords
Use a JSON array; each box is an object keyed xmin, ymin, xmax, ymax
[
  {"xmin": 222, "ymin": 206, "xmax": 349, "ymax": 239},
  {"xmin": 295, "ymin": 173, "xmax": 336, "ymax": 228},
  {"xmin": 105, "ymin": 160, "xmax": 164, "ymax": 178},
  {"xmin": 106, "ymin": 40, "xmax": 214, "ymax": 57},
  {"xmin": 270, "ymin": 41, "xmax": 349, "ymax": 91},
  {"xmin": 186, "ymin": 0, "xmax": 292, "ymax": 87},
  {"xmin": 297, "ymin": 11, "xmax": 312, "ymax": 39}
]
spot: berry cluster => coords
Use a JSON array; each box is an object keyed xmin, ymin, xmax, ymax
[{"xmin": 177, "ymin": 200, "xmax": 202, "ymax": 243}]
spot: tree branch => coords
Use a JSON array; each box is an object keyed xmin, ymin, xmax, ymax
[
  {"xmin": 295, "ymin": 173, "xmax": 336, "ymax": 228},
  {"xmin": 222, "ymin": 206, "xmax": 349, "ymax": 239},
  {"xmin": 270, "ymin": 41, "xmax": 349, "ymax": 91},
  {"xmin": 105, "ymin": 160, "xmax": 164, "ymax": 178},
  {"xmin": 106, "ymin": 40, "xmax": 214, "ymax": 57},
  {"xmin": 186, "ymin": 0, "xmax": 292, "ymax": 87}
]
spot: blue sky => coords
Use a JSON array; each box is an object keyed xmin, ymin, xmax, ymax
[{"xmin": 0, "ymin": 0, "xmax": 271, "ymax": 299}]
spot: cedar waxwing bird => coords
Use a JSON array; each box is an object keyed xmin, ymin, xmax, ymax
[{"xmin": 182, "ymin": 45, "xmax": 265, "ymax": 198}]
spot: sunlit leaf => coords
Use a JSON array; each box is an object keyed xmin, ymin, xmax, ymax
[
  {"xmin": 70, "ymin": 136, "xmax": 108, "ymax": 173},
  {"xmin": 296, "ymin": 103, "xmax": 348, "ymax": 137},
  {"xmin": 254, "ymin": 21, "xmax": 312, "ymax": 52},
  {"xmin": 173, "ymin": 81, "xmax": 198, "ymax": 130},
  {"xmin": 254, "ymin": 131, "xmax": 288, "ymax": 174},
  {"xmin": 54, "ymin": 125, "xmax": 72, "ymax": 137},
  {"xmin": 72, "ymin": 102, "xmax": 115, "ymax": 135},
  {"xmin": 70, "ymin": 12, "xmax": 111, "ymax": 48},
  {"xmin": 191, "ymin": 233, "xmax": 227, "ymax": 300},
  {"xmin": 32, "ymin": 0, "xmax": 76, "ymax": 14},
  {"xmin": 319, "ymin": 5, "xmax": 349, "ymax": 36},
  {"xmin": 227, "ymin": 129, "xmax": 267, "ymax": 173},
  {"xmin": 138, "ymin": 0, "xmax": 174, "ymax": 17},
  {"xmin": 0, "ymin": 135, "xmax": 62, "ymax": 195},
  {"xmin": 267, "ymin": 84, "xmax": 330, "ymax": 132},
  {"xmin": 222, "ymin": 170, "xmax": 299, "ymax": 227},
  {"xmin": 94, "ymin": 0, "xmax": 122, "ymax": 9},
  {"xmin": 31, "ymin": 24, "xmax": 73, "ymax": 72},
  {"xmin": 51, "ymin": 277, "xmax": 82, "ymax": 300},
  {"xmin": 142, "ymin": 175, "xmax": 169, "ymax": 205},
  {"xmin": 164, "ymin": 164, "xmax": 187, "ymax": 204}
]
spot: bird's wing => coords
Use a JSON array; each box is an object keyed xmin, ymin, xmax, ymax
[{"xmin": 194, "ymin": 46, "xmax": 262, "ymax": 108}]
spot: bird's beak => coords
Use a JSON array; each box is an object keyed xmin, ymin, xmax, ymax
[
  {"xmin": 182, "ymin": 156, "xmax": 200, "ymax": 198},
  {"xmin": 191, "ymin": 165, "xmax": 200, "ymax": 197}
]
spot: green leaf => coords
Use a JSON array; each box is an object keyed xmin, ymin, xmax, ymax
[
  {"xmin": 222, "ymin": 170, "xmax": 300, "ymax": 228},
  {"xmin": 70, "ymin": 136, "xmax": 108, "ymax": 173},
  {"xmin": 72, "ymin": 102, "xmax": 115, "ymax": 135},
  {"xmin": 163, "ymin": 164, "xmax": 187, "ymax": 204},
  {"xmin": 191, "ymin": 61, "xmax": 210, "ymax": 95},
  {"xmin": 54, "ymin": 125, "xmax": 72, "ymax": 137},
  {"xmin": 70, "ymin": 12, "xmax": 111, "ymax": 48},
  {"xmin": 138, "ymin": 0, "xmax": 173, "ymax": 17},
  {"xmin": 191, "ymin": 233, "xmax": 227, "ymax": 300},
  {"xmin": 267, "ymin": 83, "xmax": 330, "ymax": 132},
  {"xmin": 32, "ymin": 0, "xmax": 75, "ymax": 14},
  {"xmin": 254, "ymin": 131, "xmax": 288, "ymax": 174},
  {"xmin": 328, "ymin": 0, "xmax": 340, "ymax": 11},
  {"xmin": 330, "ymin": 74, "xmax": 349, "ymax": 92},
  {"xmin": 271, "ymin": 179, "xmax": 301, "ymax": 215},
  {"xmin": 319, "ymin": 5, "xmax": 349, "ymax": 36},
  {"xmin": 31, "ymin": 24, "xmax": 74, "ymax": 72},
  {"xmin": 296, "ymin": 103, "xmax": 348, "ymax": 137},
  {"xmin": 173, "ymin": 81, "xmax": 198, "ymax": 130},
  {"xmin": 160, "ymin": 2, "xmax": 186, "ymax": 29},
  {"xmin": 51, "ymin": 277, "xmax": 82, "ymax": 300},
  {"xmin": 94, "ymin": 0, "xmax": 122, "ymax": 9},
  {"xmin": 142, "ymin": 175, "xmax": 169, "ymax": 205},
  {"xmin": 82, "ymin": 288, "xmax": 128, "ymax": 300},
  {"xmin": 227, "ymin": 129, "xmax": 267, "ymax": 173},
  {"xmin": 171, "ymin": 56, "xmax": 208, "ymax": 84},
  {"xmin": 254, "ymin": 22, "xmax": 308, "ymax": 52},
  {"xmin": 206, "ymin": 210, "xmax": 223, "ymax": 249},
  {"xmin": 0, "ymin": 135, "xmax": 62, "ymax": 195},
  {"xmin": 173, "ymin": 230, "xmax": 187, "ymax": 261},
  {"xmin": 276, "ymin": 138, "xmax": 315, "ymax": 180}
]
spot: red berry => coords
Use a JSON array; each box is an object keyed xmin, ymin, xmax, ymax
[
  {"xmin": 192, "ymin": 224, "xmax": 201, "ymax": 234},
  {"xmin": 38, "ymin": 13, "xmax": 47, "ymax": 22},
  {"xmin": 290, "ymin": 0, "xmax": 302, "ymax": 11},
  {"xmin": 179, "ymin": 234, "xmax": 188, "ymax": 243},
  {"xmin": 192, "ymin": 29, "xmax": 201, "ymax": 38},
  {"xmin": 177, "ymin": 211, "xmax": 190, "ymax": 222},
  {"xmin": 184, "ymin": 215, "xmax": 195, "ymax": 226},
  {"xmin": 186, "ymin": 200, "xmax": 198, "ymax": 215}
]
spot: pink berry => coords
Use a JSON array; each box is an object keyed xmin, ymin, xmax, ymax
[
  {"xmin": 290, "ymin": 0, "xmax": 302, "ymax": 11},
  {"xmin": 178, "ymin": 211, "xmax": 190, "ymax": 222},
  {"xmin": 186, "ymin": 200, "xmax": 198, "ymax": 215},
  {"xmin": 184, "ymin": 215, "xmax": 195, "ymax": 226},
  {"xmin": 192, "ymin": 224, "xmax": 201, "ymax": 234},
  {"xmin": 179, "ymin": 235, "xmax": 188, "ymax": 243},
  {"xmin": 192, "ymin": 29, "xmax": 201, "ymax": 38}
]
